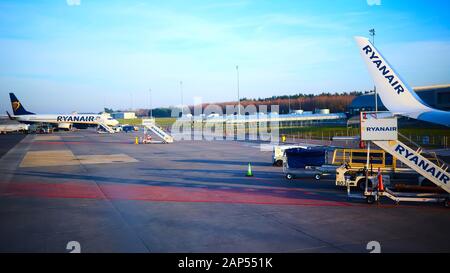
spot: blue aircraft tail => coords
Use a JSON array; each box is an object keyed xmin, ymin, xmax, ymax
[{"xmin": 9, "ymin": 93, "xmax": 34, "ymax": 115}]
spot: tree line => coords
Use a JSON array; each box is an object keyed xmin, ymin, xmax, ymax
[{"xmin": 109, "ymin": 90, "xmax": 371, "ymax": 117}]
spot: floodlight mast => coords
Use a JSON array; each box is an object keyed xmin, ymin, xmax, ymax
[{"xmin": 369, "ymin": 28, "xmax": 377, "ymax": 112}]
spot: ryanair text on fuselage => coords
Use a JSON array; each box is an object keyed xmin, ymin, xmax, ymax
[
  {"xmin": 361, "ymin": 44, "xmax": 405, "ymax": 95},
  {"xmin": 56, "ymin": 115, "xmax": 100, "ymax": 123}
]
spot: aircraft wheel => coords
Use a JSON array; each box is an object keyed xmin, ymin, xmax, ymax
[{"xmin": 286, "ymin": 173, "xmax": 294, "ymax": 180}]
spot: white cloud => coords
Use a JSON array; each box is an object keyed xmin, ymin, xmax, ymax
[
  {"xmin": 66, "ymin": 0, "xmax": 81, "ymax": 6},
  {"xmin": 367, "ymin": 0, "xmax": 381, "ymax": 6}
]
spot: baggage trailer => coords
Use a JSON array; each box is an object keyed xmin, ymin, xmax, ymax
[
  {"xmin": 272, "ymin": 144, "xmax": 310, "ymax": 166},
  {"xmin": 283, "ymin": 147, "xmax": 328, "ymax": 180}
]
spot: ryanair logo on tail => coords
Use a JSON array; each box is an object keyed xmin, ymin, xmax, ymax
[
  {"xmin": 362, "ymin": 44, "xmax": 405, "ymax": 95},
  {"xmin": 12, "ymin": 101, "xmax": 20, "ymax": 111}
]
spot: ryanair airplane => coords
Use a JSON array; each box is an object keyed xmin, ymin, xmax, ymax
[
  {"xmin": 355, "ymin": 36, "xmax": 450, "ymax": 127},
  {"xmin": 7, "ymin": 93, "xmax": 119, "ymax": 132}
]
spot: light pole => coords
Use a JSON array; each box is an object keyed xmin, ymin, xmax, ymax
[
  {"xmin": 369, "ymin": 28, "xmax": 377, "ymax": 112},
  {"xmin": 180, "ymin": 81, "xmax": 184, "ymax": 115},
  {"xmin": 369, "ymin": 28, "xmax": 375, "ymax": 45},
  {"xmin": 236, "ymin": 65, "xmax": 240, "ymax": 116},
  {"xmin": 149, "ymin": 88, "xmax": 152, "ymax": 118},
  {"xmin": 288, "ymin": 94, "xmax": 291, "ymax": 114},
  {"xmin": 130, "ymin": 92, "xmax": 133, "ymax": 111},
  {"xmin": 299, "ymin": 94, "xmax": 302, "ymax": 110}
]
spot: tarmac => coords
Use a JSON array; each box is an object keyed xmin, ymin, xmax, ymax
[{"xmin": 0, "ymin": 129, "xmax": 449, "ymax": 253}]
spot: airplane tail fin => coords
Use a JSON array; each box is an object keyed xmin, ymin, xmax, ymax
[
  {"xmin": 9, "ymin": 93, "xmax": 34, "ymax": 116},
  {"xmin": 354, "ymin": 36, "xmax": 431, "ymax": 117}
]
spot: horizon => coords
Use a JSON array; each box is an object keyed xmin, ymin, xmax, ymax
[{"xmin": 1, "ymin": 0, "xmax": 450, "ymax": 114}]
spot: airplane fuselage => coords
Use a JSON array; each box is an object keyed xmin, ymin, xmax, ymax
[
  {"xmin": 12, "ymin": 114, "xmax": 119, "ymax": 127},
  {"xmin": 7, "ymin": 93, "xmax": 120, "ymax": 132}
]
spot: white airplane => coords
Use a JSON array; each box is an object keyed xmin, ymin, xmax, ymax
[
  {"xmin": 355, "ymin": 36, "xmax": 450, "ymax": 127},
  {"xmin": 7, "ymin": 93, "xmax": 119, "ymax": 132},
  {"xmin": 0, "ymin": 123, "xmax": 29, "ymax": 134}
]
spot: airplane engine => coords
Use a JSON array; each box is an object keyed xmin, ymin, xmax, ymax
[{"xmin": 57, "ymin": 123, "xmax": 72, "ymax": 130}]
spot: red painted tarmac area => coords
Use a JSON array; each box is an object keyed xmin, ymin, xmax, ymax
[
  {"xmin": 0, "ymin": 181, "xmax": 352, "ymax": 207},
  {"xmin": 32, "ymin": 141, "xmax": 133, "ymax": 145}
]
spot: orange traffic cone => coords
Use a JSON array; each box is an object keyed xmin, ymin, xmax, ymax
[
  {"xmin": 359, "ymin": 140, "xmax": 365, "ymax": 149},
  {"xmin": 377, "ymin": 167, "xmax": 384, "ymax": 192}
]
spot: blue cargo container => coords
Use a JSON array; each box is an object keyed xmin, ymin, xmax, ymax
[
  {"xmin": 122, "ymin": 125, "xmax": 134, "ymax": 133},
  {"xmin": 283, "ymin": 147, "xmax": 327, "ymax": 180}
]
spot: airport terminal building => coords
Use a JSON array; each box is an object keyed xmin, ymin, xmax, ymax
[
  {"xmin": 348, "ymin": 84, "xmax": 450, "ymax": 116},
  {"xmin": 111, "ymin": 111, "xmax": 136, "ymax": 119}
]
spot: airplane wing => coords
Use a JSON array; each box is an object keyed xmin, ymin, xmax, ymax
[{"xmin": 354, "ymin": 36, "xmax": 450, "ymax": 127}]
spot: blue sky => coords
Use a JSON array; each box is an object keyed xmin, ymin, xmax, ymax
[{"xmin": 1, "ymin": 0, "xmax": 449, "ymax": 113}]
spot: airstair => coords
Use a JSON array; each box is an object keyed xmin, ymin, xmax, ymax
[
  {"xmin": 373, "ymin": 139, "xmax": 449, "ymax": 193},
  {"xmin": 142, "ymin": 119, "xmax": 174, "ymax": 143},
  {"xmin": 97, "ymin": 122, "xmax": 115, "ymax": 134}
]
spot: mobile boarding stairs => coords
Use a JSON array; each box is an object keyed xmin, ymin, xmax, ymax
[
  {"xmin": 142, "ymin": 119, "xmax": 174, "ymax": 144},
  {"xmin": 97, "ymin": 122, "xmax": 115, "ymax": 134},
  {"xmin": 344, "ymin": 111, "xmax": 449, "ymax": 207}
]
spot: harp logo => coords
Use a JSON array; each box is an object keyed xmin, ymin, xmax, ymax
[{"xmin": 12, "ymin": 101, "xmax": 21, "ymax": 111}]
